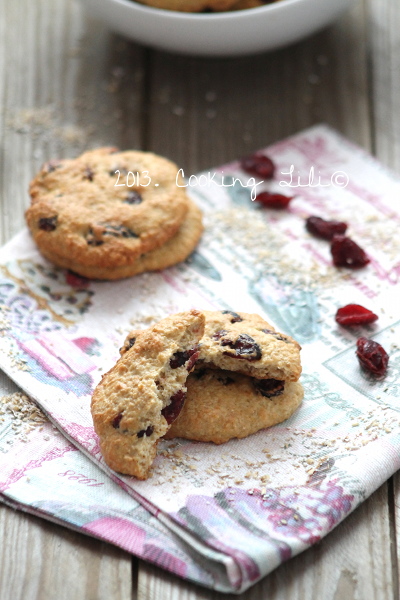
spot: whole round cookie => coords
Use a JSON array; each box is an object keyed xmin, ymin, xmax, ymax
[
  {"xmin": 197, "ymin": 310, "xmax": 302, "ymax": 381},
  {"xmin": 135, "ymin": 0, "xmax": 238, "ymax": 11},
  {"xmin": 165, "ymin": 368, "xmax": 304, "ymax": 444},
  {"xmin": 91, "ymin": 310, "xmax": 205, "ymax": 479},
  {"xmin": 26, "ymin": 147, "xmax": 190, "ymax": 279},
  {"xmin": 60, "ymin": 198, "xmax": 202, "ymax": 280}
]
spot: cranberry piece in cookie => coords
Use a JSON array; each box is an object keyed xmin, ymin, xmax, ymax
[
  {"xmin": 161, "ymin": 390, "xmax": 186, "ymax": 425},
  {"xmin": 221, "ymin": 310, "xmax": 243, "ymax": 323},
  {"xmin": 221, "ymin": 333, "xmax": 262, "ymax": 361},
  {"xmin": 254, "ymin": 378, "xmax": 285, "ymax": 398},
  {"xmin": 39, "ymin": 216, "xmax": 57, "ymax": 232},
  {"xmin": 198, "ymin": 310, "xmax": 302, "ymax": 381}
]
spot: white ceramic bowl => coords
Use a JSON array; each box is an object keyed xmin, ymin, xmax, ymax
[{"xmin": 80, "ymin": 0, "xmax": 356, "ymax": 57}]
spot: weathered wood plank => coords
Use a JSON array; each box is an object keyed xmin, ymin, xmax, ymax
[
  {"xmin": 145, "ymin": 1, "xmax": 370, "ymax": 174},
  {"xmin": 367, "ymin": 0, "xmax": 400, "ymax": 172},
  {"xmin": 137, "ymin": 484, "xmax": 392, "ymax": 600},
  {"xmin": 0, "ymin": 504, "xmax": 133, "ymax": 600}
]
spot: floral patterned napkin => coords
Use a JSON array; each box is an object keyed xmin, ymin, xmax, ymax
[{"xmin": 1, "ymin": 125, "xmax": 400, "ymax": 593}]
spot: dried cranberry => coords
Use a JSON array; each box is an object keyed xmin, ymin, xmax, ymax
[
  {"xmin": 212, "ymin": 329, "xmax": 229, "ymax": 340},
  {"xmin": 222, "ymin": 310, "xmax": 243, "ymax": 323},
  {"xmin": 103, "ymin": 224, "xmax": 138, "ymax": 238},
  {"xmin": 112, "ymin": 413, "xmax": 123, "ymax": 429},
  {"xmin": 125, "ymin": 191, "xmax": 143, "ymax": 205},
  {"xmin": 39, "ymin": 216, "xmax": 57, "ymax": 231},
  {"xmin": 262, "ymin": 329, "xmax": 289, "ymax": 342},
  {"xmin": 86, "ymin": 224, "xmax": 138, "ymax": 246},
  {"xmin": 162, "ymin": 390, "xmax": 186, "ymax": 425},
  {"xmin": 221, "ymin": 333, "xmax": 262, "ymax": 361},
  {"xmin": 356, "ymin": 337, "xmax": 389, "ymax": 376},
  {"xmin": 83, "ymin": 167, "xmax": 94, "ymax": 181},
  {"xmin": 137, "ymin": 425, "xmax": 154, "ymax": 438},
  {"xmin": 254, "ymin": 379, "xmax": 285, "ymax": 398},
  {"xmin": 240, "ymin": 153, "xmax": 275, "ymax": 179},
  {"xmin": 331, "ymin": 235, "xmax": 370, "ymax": 268},
  {"xmin": 255, "ymin": 192, "xmax": 293, "ymax": 209},
  {"xmin": 336, "ymin": 304, "xmax": 378, "ymax": 326},
  {"xmin": 170, "ymin": 346, "xmax": 199, "ymax": 369},
  {"xmin": 186, "ymin": 349, "xmax": 200, "ymax": 372},
  {"xmin": 306, "ymin": 216, "xmax": 348, "ymax": 240}
]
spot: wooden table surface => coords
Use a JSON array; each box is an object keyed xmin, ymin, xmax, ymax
[{"xmin": 0, "ymin": 0, "xmax": 399, "ymax": 598}]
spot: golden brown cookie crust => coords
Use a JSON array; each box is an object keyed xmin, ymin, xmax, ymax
[
  {"xmin": 91, "ymin": 310, "xmax": 205, "ymax": 479},
  {"xmin": 37, "ymin": 199, "xmax": 203, "ymax": 280},
  {"xmin": 166, "ymin": 369, "xmax": 304, "ymax": 444},
  {"xmin": 26, "ymin": 147, "xmax": 190, "ymax": 278}
]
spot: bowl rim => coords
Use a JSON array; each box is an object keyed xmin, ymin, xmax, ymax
[{"xmin": 101, "ymin": 0, "xmax": 314, "ymax": 20}]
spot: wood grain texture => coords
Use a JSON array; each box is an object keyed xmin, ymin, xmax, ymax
[
  {"xmin": 367, "ymin": 0, "xmax": 400, "ymax": 171},
  {"xmin": 0, "ymin": 504, "xmax": 133, "ymax": 600},
  {"xmin": 137, "ymin": 484, "xmax": 393, "ymax": 600},
  {"xmin": 145, "ymin": 1, "xmax": 370, "ymax": 173}
]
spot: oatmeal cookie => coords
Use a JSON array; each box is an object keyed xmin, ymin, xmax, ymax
[
  {"xmin": 26, "ymin": 147, "xmax": 191, "ymax": 279},
  {"xmin": 166, "ymin": 368, "xmax": 303, "ymax": 443},
  {"xmin": 91, "ymin": 310, "xmax": 205, "ymax": 479},
  {"xmin": 196, "ymin": 310, "xmax": 302, "ymax": 381},
  {"xmin": 121, "ymin": 310, "xmax": 302, "ymax": 380}
]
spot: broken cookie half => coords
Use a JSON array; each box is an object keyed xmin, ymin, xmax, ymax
[
  {"xmin": 91, "ymin": 310, "xmax": 205, "ymax": 479},
  {"xmin": 119, "ymin": 310, "xmax": 303, "ymax": 449}
]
